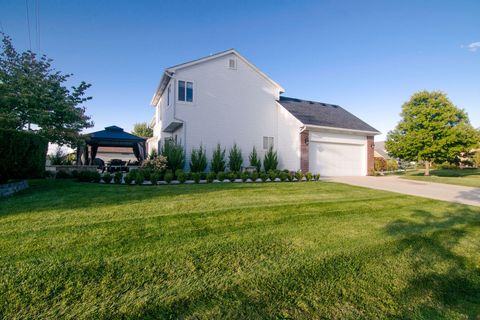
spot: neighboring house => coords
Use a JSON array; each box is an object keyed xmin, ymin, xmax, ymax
[
  {"xmin": 96, "ymin": 147, "xmax": 136, "ymax": 163},
  {"xmin": 374, "ymin": 141, "xmax": 391, "ymax": 160},
  {"xmin": 148, "ymin": 49, "xmax": 380, "ymax": 176}
]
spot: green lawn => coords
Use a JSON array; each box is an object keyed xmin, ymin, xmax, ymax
[
  {"xmin": 1, "ymin": 180, "xmax": 480, "ymax": 319},
  {"xmin": 400, "ymin": 168, "xmax": 480, "ymax": 188}
]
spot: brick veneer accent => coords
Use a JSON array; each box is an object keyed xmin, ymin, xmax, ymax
[
  {"xmin": 300, "ymin": 130, "xmax": 309, "ymax": 173},
  {"xmin": 367, "ymin": 136, "xmax": 374, "ymax": 175}
]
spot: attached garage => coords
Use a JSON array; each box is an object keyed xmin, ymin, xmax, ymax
[
  {"xmin": 277, "ymin": 96, "xmax": 380, "ymax": 176},
  {"xmin": 308, "ymin": 131, "xmax": 367, "ymax": 176}
]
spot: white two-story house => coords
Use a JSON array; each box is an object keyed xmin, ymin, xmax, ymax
[{"xmin": 148, "ymin": 49, "xmax": 380, "ymax": 176}]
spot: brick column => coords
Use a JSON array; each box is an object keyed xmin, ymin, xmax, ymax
[
  {"xmin": 300, "ymin": 130, "xmax": 309, "ymax": 173},
  {"xmin": 367, "ymin": 136, "xmax": 374, "ymax": 175}
]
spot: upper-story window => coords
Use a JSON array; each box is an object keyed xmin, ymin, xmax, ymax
[
  {"xmin": 178, "ymin": 80, "xmax": 193, "ymax": 102},
  {"xmin": 167, "ymin": 85, "xmax": 171, "ymax": 106}
]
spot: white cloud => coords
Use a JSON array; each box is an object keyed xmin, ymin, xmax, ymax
[{"xmin": 466, "ymin": 42, "xmax": 480, "ymax": 52}]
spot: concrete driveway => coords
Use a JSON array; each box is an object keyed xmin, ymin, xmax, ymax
[{"xmin": 328, "ymin": 175, "xmax": 480, "ymax": 207}]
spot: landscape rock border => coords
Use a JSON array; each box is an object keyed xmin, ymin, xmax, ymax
[{"xmin": 0, "ymin": 180, "xmax": 28, "ymax": 197}]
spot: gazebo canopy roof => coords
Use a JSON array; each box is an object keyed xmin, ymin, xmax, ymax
[{"xmin": 85, "ymin": 125, "xmax": 146, "ymax": 147}]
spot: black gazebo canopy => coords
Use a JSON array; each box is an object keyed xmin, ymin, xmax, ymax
[{"xmin": 77, "ymin": 125, "xmax": 146, "ymax": 165}]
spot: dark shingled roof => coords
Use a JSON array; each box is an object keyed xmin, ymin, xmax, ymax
[{"xmin": 278, "ymin": 96, "xmax": 379, "ymax": 133}]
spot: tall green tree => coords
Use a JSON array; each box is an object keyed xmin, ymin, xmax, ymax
[
  {"xmin": 228, "ymin": 143, "xmax": 243, "ymax": 172},
  {"xmin": 249, "ymin": 146, "xmax": 261, "ymax": 172},
  {"xmin": 132, "ymin": 122, "xmax": 153, "ymax": 138},
  {"xmin": 211, "ymin": 143, "xmax": 226, "ymax": 173},
  {"xmin": 0, "ymin": 33, "xmax": 93, "ymax": 146},
  {"xmin": 386, "ymin": 91, "xmax": 479, "ymax": 175}
]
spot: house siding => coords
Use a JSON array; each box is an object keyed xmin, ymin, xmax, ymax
[{"xmin": 172, "ymin": 53, "xmax": 282, "ymax": 170}]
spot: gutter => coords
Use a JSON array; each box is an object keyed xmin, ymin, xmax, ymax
[
  {"xmin": 305, "ymin": 124, "xmax": 381, "ymax": 136},
  {"xmin": 150, "ymin": 70, "xmax": 174, "ymax": 106}
]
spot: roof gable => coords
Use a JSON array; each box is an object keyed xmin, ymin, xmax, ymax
[
  {"xmin": 278, "ymin": 96, "xmax": 380, "ymax": 134},
  {"xmin": 151, "ymin": 49, "xmax": 284, "ymax": 106}
]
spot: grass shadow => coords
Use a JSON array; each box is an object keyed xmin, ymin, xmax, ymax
[
  {"xmin": 385, "ymin": 206, "xmax": 480, "ymax": 318},
  {"xmin": 0, "ymin": 179, "xmax": 264, "ymax": 218}
]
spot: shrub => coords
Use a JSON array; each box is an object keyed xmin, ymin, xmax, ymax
[
  {"xmin": 279, "ymin": 171, "xmax": 288, "ymax": 182},
  {"xmin": 190, "ymin": 145, "xmax": 208, "ymax": 172},
  {"xmin": 438, "ymin": 161, "xmax": 459, "ymax": 170},
  {"xmin": 251, "ymin": 171, "xmax": 259, "ymax": 182},
  {"xmin": 374, "ymin": 157, "xmax": 387, "ymax": 172},
  {"xmin": 228, "ymin": 144, "xmax": 243, "ymax": 172},
  {"xmin": 124, "ymin": 171, "xmax": 135, "ymax": 185},
  {"xmin": 386, "ymin": 159, "xmax": 399, "ymax": 171},
  {"xmin": 134, "ymin": 172, "xmax": 145, "ymax": 185},
  {"xmin": 313, "ymin": 173, "xmax": 321, "ymax": 181},
  {"xmin": 161, "ymin": 140, "xmax": 185, "ymax": 173},
  {"xmin": 192, "ymin": 172, "xmax": 201, "ymax": 184},
  {"xmin": 141, "ymin": 169, "xmax": 152, "ymax": 181},
  {"xmin": 263, "ymin": 146, "xmax": 278, "ymax": 172},
  {"xmin": 206, "ymin": 172, "xmax": 216, "ymax": 183},
  {"xmin": 200, "ymin": 172, "xmax": 207, "ymax": 180},
  {"xmin": 305, "ymin": 172, "xmax": 313, "ymax": 181},
  {"xmin": 217, "ymin": 171, "xmax": 226, "ymax": 182},
  {"xmin": 102, "ymin": 173, "xmax": 112, "ymax": 184},
  {"xmin": 259, "ymin": 172, "xmax": 268, "ymax": 182},
  {"xmin": 175, "ymin": 169, "xmax": 184, "ymax": 180},
  {"xmin": 141, "ymin": 155, "xmax": 167, "ymax": 172},
  {"xmin": 268, "ymin": 170, "xmax": 277, "ymax": 182},
  {"xmin": 55, "ymin": 170, "xmax": 71, "ymax": 179},
  {"xmin": 227, "ymin": 172, "xmax": 236, "ymax": 182},
  {"xmin": 211, "ymin": 144, "xmax": 226, "ymax": 173},
  {"xmin": 177, "ymin": 171, "xmax": 187, "ymax": 183},
  {"xmin": 249, "ymin": 146, "xmax": 261, "ymax": 172},
  {"xmin": 114, "ymin": 172, "xmax": 123, "ymax": 184},
  {"xmin": 474, "ymin": 152, "xmax": 480, "ymax": 168},
  {"xmin": 241, "ymin": 172, "xmax": 250, "ymax": 182},
  {"xmin": 287, "ymin": 172, "xmax": 294, "ymax": 182},
  {"xmin": 0, "ymin": 129, "xmax": 48, "ymax": 183},
  {"xmin": 91, "ymin": 171, "xmax": 101, "ymax": 183},
  {"xmin": 164, "ymin": 171, "xmax": 174, "ymax": 184},
  {"xmin": 295, "ymin": 170, "xmax": 304, "ymax": 181},
  {"xmin": 77, "ymin": 171, "xmax": 93, "ymax": 182},
  {"xmin": 150, "ymin": 171, "xmax": 161, "ymax": 185}
]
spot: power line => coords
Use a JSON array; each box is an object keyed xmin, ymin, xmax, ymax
[
  {"xmin": 25, "ymin": 0, "xmax": 32, "ymax": 50},
  {"xmin": 35, "ymin": 0, "xmax": 40, "ymax": 53}
]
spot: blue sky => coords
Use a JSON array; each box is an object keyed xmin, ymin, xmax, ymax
[{"xmin": 1, "ymin": 0, "xmax": 479, "ymax": 140}]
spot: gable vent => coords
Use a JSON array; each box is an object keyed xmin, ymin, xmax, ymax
[{"xmin": 228, "ymin": 58, "xmax": 236, "ymax": 70}]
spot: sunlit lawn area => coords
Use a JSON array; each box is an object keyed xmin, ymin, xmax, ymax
[
  {"xmin": 1, "ymin": 180, "xmax": 480, "ymax": 319},
  {"xmin": 400, "ymin": 168, "xmax": 480, "ymax": 188}
]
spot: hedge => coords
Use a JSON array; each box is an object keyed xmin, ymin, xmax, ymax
[{"xmin": 0, "ymin": 129, "xmax": 48, "ymax": 183}]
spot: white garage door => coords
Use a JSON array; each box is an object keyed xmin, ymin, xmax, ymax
[{"xmin": 309, "ymin": 142, "xmax": 365, "ymax": 176}]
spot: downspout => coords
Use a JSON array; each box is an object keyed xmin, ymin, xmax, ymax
[{"xmin": 170, "ymin": 74, "xmax": 187, "ymax": 169}]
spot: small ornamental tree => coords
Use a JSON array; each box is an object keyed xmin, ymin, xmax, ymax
[
  {"xmin": 263, "ymin": 146, "xmax": 278, "ymax": 172},
  {"xmin": 132, "ymin": 122, "xmax": 153, "ymax": 138},
  {"xmin": 386, "ymin": 91, "xmax": 480, "ymax": 176},
  {"xmin": 228, "ymin": 143, "xmax": 243, "ymax": 172},
  {"xmin": 211, "ymin": 143, "xmax": 226, "ymax": 173},
  {"xmin": 249, "ymin": 146, "xmax": 261, "ymax": 172},
  {"xmin": 190, "ymin": 145, "xmax": 208, "ymax": 172}
]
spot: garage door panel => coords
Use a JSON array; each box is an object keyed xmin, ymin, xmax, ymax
[{"xmin": 309, "ymin": 142, "xmax": 365, "ymax": 176}]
